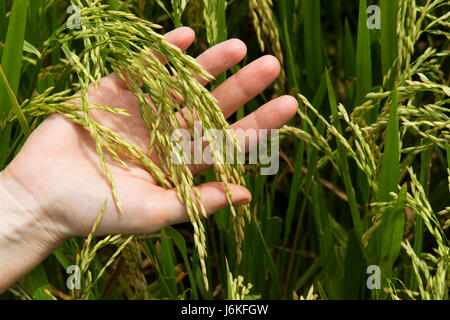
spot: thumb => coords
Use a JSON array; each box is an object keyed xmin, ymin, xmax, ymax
[{"xmin": 164, "ymin": 182, "xmax": 252, "ymax": 226}]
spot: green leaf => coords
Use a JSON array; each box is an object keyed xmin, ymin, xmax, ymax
[
  {"xmin": 325, "ymin": 69, "xmax": 363, "ymax": 249},
  {"xmin": 166, "ymin": 226, "xmax": 199, "ymax": 299},
  {"xmin": 0, "ymin": 0, "xmax": 6, "ymax": 44},
  {"xmin": 375, "ymin": 85, "xmax": 400, "ymax": 271},
  {"xmin": 0, "ymin": 0, "xmax": 28, "ymax": 109},
  {"xmin": 24, "ymin": 264, "xmax": 51, "ymax": 300},
  {"xmin": 380, "ymin": 0, "xmax": 399, "ymax": 89},
  {"xmin": 216, "ymin": 0, "xmax": 227, "ymax": 44},
  {"xmin": 0, "ymin": 66, "xmax": 30, "ymax": 136},
  {"xmin": 355, "ymin": 0, "xmax": 372, "ymax": 111},
  {"xmin": 382, "ymin": 185, "xmax": 407, "ymax": 270},
  {"xmin": 310, "ymin": 181, "xmax": 337, "ymax": 298},
  {"xmin": 160, "ymin": 230, "xmax": 178, "ymax": 297},
  {"xmin": 27, "ymin": 0, "xmax": 43, "ymax": 46},
  {"xmin": 344, "ymin": 18, "xmax": 356, "ymax": 79},
  {"xmin": 378, "ymin": 86, "xmax": 400, "ymax": 203},
  {"xmin": 343, "ymin": 231, "xmax": 366, "ymax": 299},
  {"xmin": 52, "ymin": 247, "xmax": 71, "ymax": 270},
  {"xmin": 0, "ymin": 0, "xmax": 28, "ymax": 160},
  {"xmin": 303, "ymin": 0, "xmax": 324, "ymax": 93},
  {"xmin": 283, "ymin": 145, "xmax": 304, "ymax": 243},
  {"xmin": 205, "ymin": 0, "xmax": 227, "ymax": 86},
  {"xmin": 278, "ymin": 0, "xmax": 300, "ymax": 90},
  {"xmin": 155, "ymin": 0, "xmax": 172, "ymax": 20},
  {"xmin": 254, "ymin": 220, "xmax": 281, "ymax": 297}
]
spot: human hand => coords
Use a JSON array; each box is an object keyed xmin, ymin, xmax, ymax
[{"xmin": 0, "ymin": 27, "xmax": 297, "ymax": 290}]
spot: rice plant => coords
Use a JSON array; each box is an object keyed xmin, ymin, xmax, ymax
[{"xmin": 0, "ymin": 0, "xmax": 449, "ymax": 300}]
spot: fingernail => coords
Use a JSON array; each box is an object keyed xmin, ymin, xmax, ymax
[{"xmin": 233, "ymin": 198, "xmax": 251, "ymax": 205}]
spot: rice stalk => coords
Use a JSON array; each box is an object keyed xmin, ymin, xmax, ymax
[{"xmin": 249, "ymin": 0, "xmax": 285, "ymax": 92}]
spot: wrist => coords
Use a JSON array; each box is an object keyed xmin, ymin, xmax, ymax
[{"xmin": 0, "ymin": 169, "xmax": 66, "ymax": 292}]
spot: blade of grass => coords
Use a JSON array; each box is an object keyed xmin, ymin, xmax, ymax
[
  {"xmin": 382, "ymin": 184, "xmax": 407, "ymax": 271},
  {"xmin": 344, "ymin": 18, "xmax": 356, "ymax": 78},
  {"xmin": 325, "ymin": 69, "xmax": 364, "ymax": 251},
  {"xmin": 343, "ymin": 231, "xmax": 366, "ymax": 299},
  {"xmin": 0, "ymin": 0, "xmax": 6, "ymax": 44},
  {"xmin": 373, "ymin": 86, "xmax": 401, "ymax": 287},
  {"xmin": 166, "ymin": 226, "xmax": 199, "ymax": 299},
  {"xmin": 344, "ymin": 18, "xmax": 356, "ymax": 103},
  {"xmin": 0, "ymin": 66, "xmax": 30, "ymax": 136},
  {"xmin": 0, "ymin": 0, "xmax": 28, "ymax": 109},
  {"xmin": 328, "ymin": 1, "xmax": 344, "ymax": 74},
  {"xmin": 303, "ymin": 0, "xmax": 324, "ymax": 95},
  {"xmin": 377, "ymin": 86, "xmax": 400, "ymax": 204},
  {"xmin": 27, "ymin": 0, "xmax": 43, "ymax": 46},
  {"xmin": 355, "ymin": 0, "xmax": 372, "ymax": 111},
  {"xmin": 409, "ymin": 140, "xmax": 431, "ymax": 289},
  {"xmin": 242, "ymin": 209, "xmax": 264, "ymax": 294},
  {"xmin": 283, "ymin": 76, "xmax": 326, "ymax": 244},
  {"xmin": 143, "ymin": 239, "xmax": 176, "ymax": 299},
  {"xmin": 281, "ymin": 74, "xmax": 328, "ymax": 296},
  {"xmin": 24, "ymin": 263, "xmax": 52, "ymax": 300},
  {"xmin": 310, "ymin": 180, "xmax": 337, "ymax": 298},
  {"xmin": 207, "ymin": 0, "xmax": 227, "ymax": 87},
  {"xmin": 52, "ymin": 247, "xmax": 71, "ymax": 270},
  {"xmin": 171, "ymin": 0, "xmax": 182, "ymax": 28},
  {"xmin": 160, "ymin": 230, "xmax": 178, "ymax": 296},
  {"xmin": 278, "ymin": 0, "xmax": 300, "ymax": 90},
  {"xmin": 355, "ymin": 0, "xmax": 373, "ymax": 210},
  {"xmin": 214, "ymin": 0, "xmax": 227, "ymax": 86},
  {"xmin": 253, "ymin": 219, "xmax": 281, "ymax": 297},
  {"xmin": 283, "ymin": 145, "xmax": 304, "ymax": 245},
  {"xmin": 380, "ymin": 0, "xmax": 398, "ymax": 89},
  {"xmin": 0, "ymin": 0, "xmax": 28, "ymax": 171}
]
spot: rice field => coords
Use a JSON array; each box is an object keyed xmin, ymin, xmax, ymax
[{"xmin": 0, "ymin": 0, "xmax": 449, "ymax": 300}]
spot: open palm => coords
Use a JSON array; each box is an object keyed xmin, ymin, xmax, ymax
[{"xmin": 4, "ymin": 27, "xmax": 297, "ymax": 239}]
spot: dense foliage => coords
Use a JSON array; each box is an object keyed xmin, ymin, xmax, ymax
[{"xmin": 0, "ymin": 0, "xmax": 449, "ymax": 300}]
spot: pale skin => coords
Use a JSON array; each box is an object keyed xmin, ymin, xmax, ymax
[{"xmin": 0, "ymin": 27, "xmax": 298, "ymax": 293}]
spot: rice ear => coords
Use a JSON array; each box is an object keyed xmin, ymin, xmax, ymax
[{"xmin": 42, "ymin": 0, "xmax": 250, "ymax": 291}]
